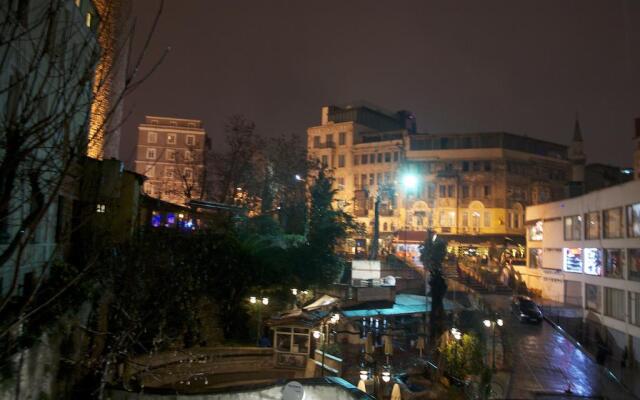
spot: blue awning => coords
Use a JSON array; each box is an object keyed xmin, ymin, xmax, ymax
[{"xmin": 342, "ymin": 294, "xmax": 460, "ymax": 318}]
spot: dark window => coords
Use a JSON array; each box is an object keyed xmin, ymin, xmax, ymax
[
  {"xmin": 462, "ymin": 161, "xmax": 469, "ymax": 172},
  {"xmin": 440, "ymin": 137, "xmax": 449, "ymax": 149},
  {"xmin": 439, "ymin": 185, "xmax": 446, "ymax": 197},
  {"xmin": 445, "ymin": 163, "xmax": 453, "ymax": 172},
  {"xmin": 361, "ymin": 154, "xmax": 368, "ymax": 164},
  {"xmin": 326, "ymin": 134, "xmax": 333, "ymax": 146},
  {"xmin": 473, "ymin": 161, "xmax": 481, "ymax": 171},
  {"xmin": 484, "ymin": 161, "xmax": 491, "ymax": 171},
  {"xmin": 321, "ymin": 155, "xmax": 328, "ymax": 166},
  {"xmin": 377, "ymin": 153, "xmax": 383, "ymax": 163},
  {"xmin": 338, "ymin": 132, "xmax": 346, "ymax": 145},
  {"xmin": 369, "ymin": 154, "xmax": 375, "ymax": 164},
  {"xmin": 385, "ymin": 152, "xmax": 391, "ymax": 162},
  {"xmin": 313, "ymin": 136, "xmax": 320, "ymax": 148},
  {"xmin": 338, "ymin": 155, "xmax": 345, "ymax": 168},
  {"xmin": 483, "ymin": 185, "xmax": 491, "ymax": 197},
  {"xmin": 462, "ymin": 185, "xmax": 469, "ymax": 198},
  {"xmin": 393, "ymin": 152, "xmax": 399, "ymax": 162},
  {"xmin": 354, "ymin": 155, "xmax": 359, "ymax": 165},
  {"xmin": 17, "ymin": 0, "xmax": 30, "ymax": 26}
]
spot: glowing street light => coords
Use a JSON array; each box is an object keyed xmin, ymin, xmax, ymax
[
  {"xmin": 402, "ymin": 173, "xmax": 418, "ymax": 191},
  {"xmin": 483, "ymin": 316, "xmax": 504, "ymax": 371},
  {"xmin": 249, "ymin": 295, "xmax": 269, "ymax": 345},
  {"xmin": 294, "ymin": 174, "xmax": 304, "ymax": 182}
]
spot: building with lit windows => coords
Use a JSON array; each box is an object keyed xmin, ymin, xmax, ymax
[
  {"xmin": 307, "ymin": 103, "xmax": 572, "ymax": 258},
  {"xmin": 520, "ymin": 179, "xmax": 640, "ymax": 365},
  {"xmin": 133, "ymin": 116, "xmax": 207, "ymax": 205}
]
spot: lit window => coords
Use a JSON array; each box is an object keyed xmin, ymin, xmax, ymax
[
  {"xmin": 603, "ymin": 208, "xmax": 623, "ymax": 238},
  {"xmin": 563, "ymin": 215, "xmax": 582, "ymax": 240},
  {"xmin": 167, "ymin": 134, "xmax": 177, "ymax": 144},
  {"xmin": 96, "ymin": 204, "xmax": 106, "ymax": 213},
  {"xmin": 186, "ymin": 135, "xmax": 195, "ymax": 146},
  {"xmin": 148, "ymin": 131, "xmax": 157, "ymax": 143},
  {"xmin": 184, "ymin": 150, "xmax": 193, "ymax": 161},
  {"xmin": 146, "ymin": 148, "xmax": 156, "ymax": 160},
  {"xmin": 585, "ymin": 211, "xmax": 600, "ymax": 239},
  {"xmin": 85, "ymin": 12, "xmax": 92, "ymax": 28}
]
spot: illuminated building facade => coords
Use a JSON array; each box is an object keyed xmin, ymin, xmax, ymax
[
  {"xmin": 88, "ymin": 0, "xmax": 130, "ymax": 160},
  {"xmin": 307, "ymin": 104, "xmax": 571, "ymax": 256},
  {"xmin": 133, "ymin": 116, "xmax": 207, "ymax": 205},
  {"xmin": 522, "ymin": 179, "xmax": 640, "ymax": 365}
]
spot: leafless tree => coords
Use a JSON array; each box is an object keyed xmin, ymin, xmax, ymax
[{"xmin": 0, "ymin": 0, "xmax": 166, "ymax": 397}]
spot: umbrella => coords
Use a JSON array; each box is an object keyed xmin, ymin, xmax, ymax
[
  {"xmin": 357, "ymin": 379, "xmax": 367, "ymax": 393},
  {"xmin": 365, "ymin": 332, "xmax": 374, "ymax": 355},
  {"xmin": 416, "ymin": 336, "xmax": 425, "ymax": 357},
  {"xmin": 390, "ymin": 383, "xmax": 402, "ymax": 400},
  {"xmin": 384, "ymin": 334, "xmax": 394, "ymax": 356}
]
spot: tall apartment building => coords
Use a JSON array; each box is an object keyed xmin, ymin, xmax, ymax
[
  {"xmin": 134, "ymin": 116, "xmax": 206, "ymax": 205},
  {"xmin": 520, "ymin": 179, "xmax": 640, "ymax": 364},
  {"xmin": 307, "ymin": 104, "xmax": 572, "ymax": 257}
]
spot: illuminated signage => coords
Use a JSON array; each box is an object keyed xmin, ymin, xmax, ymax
[
  {"xmin": 563, "ymin": 248, "xmax": 583, "ymax": 273},
  {"xmin": 584, "ymin": 248, "xmax": 602, "ymax": 276},
  {"xmin": 529, "ymin": 221, "xmax": 543, "ymax": 241}
]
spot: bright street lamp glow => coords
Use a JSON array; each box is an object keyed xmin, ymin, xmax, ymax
[
  {"xmin": 291, "ymin": 288, "xmax": 298, "ymax": 295},
  {"xmin": 402, "ymin": 173, "xmax": 418, "ymax": 190},
  {"xmin": 312, "ymin": 330, "xmax": 321, "ymax": 339},
  {"xmin": 483, "ymin": 320, "xmax": 491, "ymax": 328},
  {"xmin": 249, "ymin": 296, "xmax": 257, "ymax": 304},
  {"xmin": 497, "ymin": 318, "xmax": 503, "ymax": 327},
  {"xmin": 262, "ymin": 297, "xmax": 269, "ymax": 305},
  {"xmin": 294, "ymin": 174, "xmax": 304, "ymax": 181},
  {"xmin": 359, "ymin": 370, "xmax": 369, "ymax": 381},
  {"xmin": 381, "ymin": 370, "xmax": 391, "ymax": 383}
]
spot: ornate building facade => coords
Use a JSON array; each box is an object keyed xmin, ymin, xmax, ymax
[{"xmin": 307, "ymin": 104, "xmax": 572, "ymax": 258}]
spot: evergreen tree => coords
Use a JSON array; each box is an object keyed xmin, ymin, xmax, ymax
[{"xmin": 420, "ymin": 229, "xmax": 448, "ymax": 349}]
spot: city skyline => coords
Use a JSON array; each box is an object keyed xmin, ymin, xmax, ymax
[{"xmin": 122, "ymin": 0, "xmax": 640, "ymax": 168}]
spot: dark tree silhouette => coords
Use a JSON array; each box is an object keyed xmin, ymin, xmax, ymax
[{"xmin": 420, "ymin": 229, "xmax": 448, "ymax": 350}]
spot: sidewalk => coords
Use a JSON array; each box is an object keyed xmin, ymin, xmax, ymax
[{"xmin": 534, "ymin": 296, "xmax": 640, "ymax": 400}]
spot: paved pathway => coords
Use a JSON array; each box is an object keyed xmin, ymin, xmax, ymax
[{"xmin": 482, "ymin": 294, "xmax": 637, "ymax": 400}]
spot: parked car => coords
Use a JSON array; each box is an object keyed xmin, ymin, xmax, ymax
[{"xmin": 511, "ymin": 295, "xmax": 543, "ymax": 323}]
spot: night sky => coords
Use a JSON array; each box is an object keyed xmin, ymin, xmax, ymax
[{"xmin": 121, "ymin": 0, "xmax": 640, "ymax": 167}]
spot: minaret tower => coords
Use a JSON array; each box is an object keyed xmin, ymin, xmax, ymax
[
  {"xmin": 634, "ymin": 118, "xmax": 640, "ymax": 180},
  {"xmin": 569, "ymin": 117, "xmax": 586, "ymax": 183}
]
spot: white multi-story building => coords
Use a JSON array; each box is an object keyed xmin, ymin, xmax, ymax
[{"xmin": 520, "ymin": 179, "xmax": 640, "ymax": 363}]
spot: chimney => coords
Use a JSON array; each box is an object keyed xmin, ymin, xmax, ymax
[{"xmin": 321, "ymin": 106, "xmax": 329, "ymax": 125}]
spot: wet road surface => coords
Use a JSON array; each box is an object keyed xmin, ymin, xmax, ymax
[{"xmin": 483, "ymin": 294, "xmax": 637, "ymax": 400}]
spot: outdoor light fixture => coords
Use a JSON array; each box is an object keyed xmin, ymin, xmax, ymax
[
  {"xmin": 295, "ymin": 174, "xmax": 304, "ymax": 181},
  {"xmin": 312, "ymin": 330, "xmax": 321, "ymax": 339},
  {"xmin": 250, "ymin": 296, "xmax": 257, "ymax": 304},
  {"xmin": 359, "ymin": 369, "xmax": 369, "ymax": 381},
  {"xmin": 262, "ymin": 297, "xmax": 269, "ymax": 305},
  {"xmin": 402, "ymin": 173, "xmax": 418, "ymax": 190},
  {"xmin": 291, "ymin": 288, "xmax": 298, "ymax": 295},
  {"xmin": 483, "ymin": 316, "xmax": 504, "ymax": 370},
  {"xmin": 381, "ymin": 369, "xmax": 391, "ymax": 383},
  {"xmin": 451, "ymin": 327, "xmax": 462, "ymax": 341}
]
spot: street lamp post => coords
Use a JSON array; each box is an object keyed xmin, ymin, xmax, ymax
[
  {"xmin": 451, "ymin": 327, "xmax": 462, "ymax": 374},
  {"xmin": 401, "ymin": 173, "xmax": 418, "ymax": 262},
  {"xmin": 483, "ymin": 316, "xmax": 503, "ymax": 371},
  {"xmin": 314, "ymin": 313, "xmax": 340, "ymax": 377},
  {"xmin": 249, "ymin": 296, "xmax": 269, "ymax": 346}
]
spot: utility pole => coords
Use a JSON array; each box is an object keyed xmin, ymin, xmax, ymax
[{"xmin": 369, "ymin": 189, "xmax": 380, "ymax": 260}]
